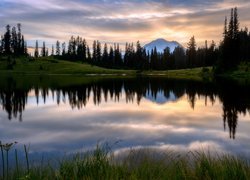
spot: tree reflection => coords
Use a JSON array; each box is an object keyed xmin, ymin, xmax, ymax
[{"xmin": 0, "ymin": 77, "xmax": 249, "ymax": 139}]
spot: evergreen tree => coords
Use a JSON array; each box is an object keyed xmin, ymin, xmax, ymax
[
  {"xmin": 68, "ymin": 36, "xmax": 73, "ymax": 56},
  {"xmin": 114, "ymin": 43, "xmax": 122, "ymax": 68},
  {"xmin": 11, "ymin": 26, "xmax": 18, "ymax": 54},
  {"xmin": 56, "ymin": 40, "xmax": 60, "ymax": 56},
  {"xmin": 62, "ymin": 42, "xmax": 66, "ymax": 56},
  {"xmin": 4, "ymin": 25, "xmax": 11, "ymax": 54},
  {"xmin": 21, "ymin": 35, "xmax": 25, "ymax": 55},
  {"xmin": 45, "ymin": 48, "xmax": 49, "ymax": 57},
  {"xmin": 228, "ymin": 9, "xmax": 234, "ymax": 41},
  {"xmin": 24, "ymin": 41, "xmax": 28, "ymax": 55},
  {"xmin": 102, "ymin": 43, "xmax": 109, "ymax": 66},
  {"xmin": 186, "ymin": 36, "xmax": 196, "ymax": 68},
  {"xmin": 34, "ymin": 40, "xmax": 39, "ymax": 58},
  {"xmin": 51, "ymin": 45, "xmax": 54, "ymax": 56},
  {"xmin": 86, "ymin": 45, "xmax": 91, "ymax": 63},
  {"xmin": 82, "ymin": 39, "xmax": 87, "ymax": 62},
  {"xmin": 135, "ymin": 41, "xmax": 144, "ymax": 69},
  {"xmin": 92, "ymin": 40, "xmax": 97, "ymax": 63},
  {"xmin": 223, "ymin": 17, "xmax": 228, "ymax": 39},
  {"xmin": 41, "ymin": 41, "xmax": 46, "ymax": 57},
  {"xmin": 96, "ymin": 41, "xmax": 102, "ymax": 64},
  {"xmin": 17, "ymin": 23, "xmax": 22, "ymax": 55},
  {"xmin": 150, "ymin": 47, "xmax": 158, "ymax": 70},
  {"xmin": 108, "ymin": 46, "xmax": 114, "ymax": 67}
]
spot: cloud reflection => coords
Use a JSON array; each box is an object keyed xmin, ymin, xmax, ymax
[{"xmin": 0, "ymin": 78, "xmax": 250, "ymax": 159}]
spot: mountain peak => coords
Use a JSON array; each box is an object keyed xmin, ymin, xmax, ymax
[{"xmin": 144, "ymin": 38, "xmax": 182, "ymax": 53}]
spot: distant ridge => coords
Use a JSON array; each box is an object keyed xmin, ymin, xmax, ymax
[{"xmin": 144, "ymin": 38, "xmax": 183, "ymax": 53}]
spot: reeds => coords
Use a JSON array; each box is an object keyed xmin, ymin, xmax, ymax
[
  {"xmin": 0, "ymin": 143, "xmax": 250, "ymax": 180},
  {"xmin": 0, "ymin": 141, "xmax": 17, "ymax": 180}
]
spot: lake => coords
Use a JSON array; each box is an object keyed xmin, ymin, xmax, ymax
[{"xmin": 0, "ymin": 76, "xmax": 250, "ymax": 161}]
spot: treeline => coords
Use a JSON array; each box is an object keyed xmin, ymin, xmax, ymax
[
  {"xmin": 35, "ymin": 36, "xmax": 218, "ymax": 70},
  {"xmin": 0, "ymin": 24, "xmax": 28, "ymax": 56},
  {"xmin": 42, "ymin": 7, "xmax": 250, "ymax": 71},
  {"xmin": 1, "ymin": 8, "xmax": 250, "ymax": 71}
]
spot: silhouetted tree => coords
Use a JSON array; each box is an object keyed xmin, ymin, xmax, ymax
[
  {"xmin": 34, "ymin": 40, "xmax": 39, "ymax": 58},
  {"xmin": 56, "ymin": 40, "xmax": 60, "ymax": 56},
  {"xmin": 41, "ymin": 41, "xmax": 46, "ymax": 57},
  {"xmin": 62, "ymin": 42, "xmax": 66, "ymax": 56},
  {"xmin": 51, "ymin": 45, "xmax": 54, "ymax": 56},
  {"xmin": 186, "ymin": 36, "xmax": 196, "ymax": 68},
  {"xmin": 102, "ymin": 43, "xmax": 109, "ymax": 66},
  {"xmin": 4, "ymin": 25, "xmax": 11, "ymax": 54}
]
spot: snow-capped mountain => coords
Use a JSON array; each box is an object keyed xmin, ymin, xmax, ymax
[
  {"xmin": 144, "ymin": 38, "xmax": 182, "ymax": 53},
  {"xmin": 145, "ymin": 91, "xmax": 177, "ymax": 105}
]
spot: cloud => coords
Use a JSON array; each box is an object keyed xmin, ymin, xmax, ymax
[{"xmin": 0, "ymin": 0, "xmax": 250, "ymax": 49}]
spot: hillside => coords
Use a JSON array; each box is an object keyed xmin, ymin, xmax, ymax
[{"xmin": 0, "ymin": 56, "xmax": 134, "ymax": 75}]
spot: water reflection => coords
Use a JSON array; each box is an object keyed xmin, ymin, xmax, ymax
[{"xmin": 0, "ymin": 77, "xmax": 250, "ymax": 143}]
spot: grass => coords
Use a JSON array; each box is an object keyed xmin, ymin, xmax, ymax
[
  {"xmin": 1, "ymin": 55, "xmax": 250, "ymax": 83},
  {"xmin": 1, "ymin": 142, "xmax": 250, "ymax": 180},
  {"xmin": 0, "ymin": 56, "xmax": 135, "ymax": 75},
  {"xmin": 0, "ymin": 56, "xmax": 213, "ymax": 81}
]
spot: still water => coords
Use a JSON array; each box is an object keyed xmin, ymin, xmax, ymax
[{"xmin": 0, "ymin": 76, "xmax": 250, "ymax": 158}]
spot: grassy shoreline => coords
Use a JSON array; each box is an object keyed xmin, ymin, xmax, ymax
[
  {"xmin": 0, "ymin": 57, "xmax": 212, "ymax": 81},
  {"xmin": 0, "ymin": 57, "xmax": 250, "ymax": 82},
  {"xmin": 1, "ymin": 144, "xmax": 250, "ymax": 180}
]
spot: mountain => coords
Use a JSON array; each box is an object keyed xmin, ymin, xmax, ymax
[
  {"xmin": 144, "ymin": 38, "xmax": 182, "ymax": 53},
  {"xmin": 145, "ymin": 91, "xmax": 177, "ymax": 105}
]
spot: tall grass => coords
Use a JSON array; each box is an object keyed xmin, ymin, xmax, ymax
[{"xmin": 0, "ymin": 143, "xmax": 250, "ymax": 180}]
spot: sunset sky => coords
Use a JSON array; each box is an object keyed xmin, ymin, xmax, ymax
[{"xmin": 1, "ymin": 0, "xmax": 250, "ymax": 48}]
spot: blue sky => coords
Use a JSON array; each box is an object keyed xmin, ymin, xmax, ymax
[{"xmin": 0, "ymin": 0, "xmax": 250, "ymax": 48}]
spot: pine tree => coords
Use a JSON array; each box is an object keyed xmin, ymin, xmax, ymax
[
  {"xmin": 92, "ymin": 40, "xmax": 97, "ymax": 63},
  {"xmin": 45, "ymin": 48, "xmax": 49, "ymax": 56},
  {"xmin": 86, "ymin": 45, "xmax": 91, "ymax": 63},
  {"xmin": 228, "ymin": 9, "xmax": 234, "ymax": 41},
  {"xmin": 51, "ymin": 45, "xmax": 54, "ymax": 56},
  {"xmin": 4, "ymin": 25, "xmax": 11, "ymax": 54},
  {"xmin": 17, "ymin": 23, "xmax": 22, "ymax": 55},
  {"xmin": 223, "ymin": 17, "xmax": 228, "ymax": 39},
  {"xmin": 109, "ymin": 46, "xmax": 114, "ymax": 67},
  {"xmin": 102, "ymin": 43, "xmax": 109, "ymax": 66},
  {"xmin": 56, "ymin": 40, "xmax": 60, "ymax": 56},
  {"xmin": 41, "ymin": 42, "xmax": 46, "ymax": 57},
  {"xmin": 82, "ymin": 39, "xmax": 87, "ymax": 62},
  {"xmin": 233, "ymin": 7, "xmax": 239, "ymax": 40},
  {"xmin": 34, "ymin": 40, "xmax": 39, "ymax": 58},
  {"xmin": 187, "ymin": 36, "xmax": 196, "ymax": 68},
  {"xmin": 114, "ymin": 43, "xmax": 122, "ymax": 68},
  {"xmin": 96, "ymin": 41, "xmax": 102, "ymax": 64},
  {"xmin": 24, "ymin": 41, "xmax": 28, "ymax": 55},
  {"xmin": 11, "ymin": 26, "xmax": 18, "ymax": 54},
  {"xmin": 135, "ymin": 41, "xmax": 144, "ymax": 69},
  {"xmin": 62, "ymin": 42, "xmax": 66, "ymax": 56},
  {"xmin": 21, "ymin": 35, "xmax": 25, "ymax": 55}
]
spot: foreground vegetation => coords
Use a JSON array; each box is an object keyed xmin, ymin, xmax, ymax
[{"xmin": 1, "ymin": 143, "xmax": 250, "ymax": 180}]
